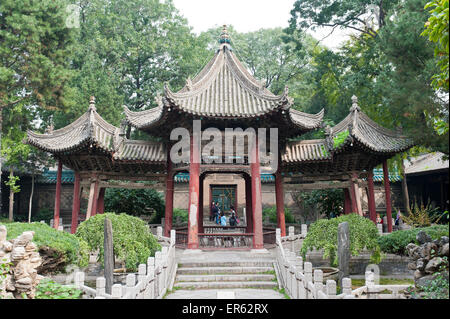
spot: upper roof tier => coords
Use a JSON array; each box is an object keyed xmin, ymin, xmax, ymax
[{"xmin": 124, "ymin": 26, "xmax": 324, "ymax": 136}]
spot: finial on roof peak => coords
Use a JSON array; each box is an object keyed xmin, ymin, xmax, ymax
[
  {"xmin": 219, "ymin": 25, "xmax": 231, "ymax": 48},
  {"xmin": 89, "ymin": 96, "xmax": 96, "ymax": 112},
  {"xmin": 350, "ymin": 95, "xmax": 361, "ymax": 112}
]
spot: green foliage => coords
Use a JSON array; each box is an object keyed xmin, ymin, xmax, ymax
[
  {"xmin": 3, "ymin": 174, "xmax": 20, "ymax": 193},
  {"xmin": 421, "ymin": 0, "xmax": 449, "ymax": 92},
  {"xmin": 294, "ymin": 188, "xmax": 344, "ymax": 218},
  {"xmin": 75, "ymin": 213, "xmax": 161, "ymax": 272},
  {"xmin": 262, "ymin": 206, "xmax": 295, "ymax": 224},
  {"xmin": 421, "ymin": 270, "xmax": 450, "ymax": 299},
  {"xmin": 1, "ymin": 222, "xmax": 89, "ymax": 268},
  {"xmin": 31, "ymin": 209, "xmax": 54, "ymax": 224},
  {"xmin": 35, "ymin": 279, "xmax": 83, "ymax": 299},
  {"xmin": 333, "ymin": 130, "xmax": 349, "ymax": 149},
  {"xmin": 301, "ymin": 214, "xmax": 382, "ymax": 267},
  {"xmin": 377, "ymin": 225, "xmax": 449, "ymax": 255},
  {"xmin": 173, "ymin": 208, "xmax": 188, "ymax": 224},
  {"xmin": 402, "ymin": 199, "xmax": 443, "ymax": 227},
  {"xmin": 104, "ymin": 188, "xmax": 165, "ymax": 220}
]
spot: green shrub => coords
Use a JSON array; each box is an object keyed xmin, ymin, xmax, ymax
[
  {"xmin": 32, "ymin": 208, "xmax": 54, "ymax": 223},
  {"xmin": 378, "ymin": 225, "xmax": 450, "ymax": 255},
  {"xmin": 35, "ymin": 279, "xmax": 83, "ymax": 299},
  {"xmin": 1, "ymin": 222, "xmax": 89, "ymax": 271},
  {"xmin": 263, "ymin": 206, "xmax": 295, "ymax": 224},
  {"xmin": 173, "ymin": 208, "xmax": 188, "ymax": 224},
  {"xmin": 301, "ymin": 214, "xmax": 382, "ymax": 266},
  {"xmin": 104, "ymin": 188, "xmax": 165, "ymax": 220},
  {"xmin": 75, "ymin": 213, "xmax": 161, "ymax": 271}
]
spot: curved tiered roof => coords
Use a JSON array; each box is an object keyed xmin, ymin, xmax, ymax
[
  {"xmin": 280, "ymin": 96, "xmax": 414, "ymax": 175},
  {"xmin": 124, "ymin": 26, "xmax": 324, "ymax": 136},
  {"xmin": 26, "ymin": 97, "xmax": 118, "ymax": 155},
  {"xmin": 326, "ymin": 96, "xmax": 413, "ymax": 155}
]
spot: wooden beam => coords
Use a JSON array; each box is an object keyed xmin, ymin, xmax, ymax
[{"xmin": 284, "ymin": 181, "xmax": 352, "ymax": 191}]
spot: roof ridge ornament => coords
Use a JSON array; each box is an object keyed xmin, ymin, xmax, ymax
[
  {"xmin": 219, "ymin": 25, "xmax": 231, "ymax": 50},
  {"xmin": 350, "ymin": 95, "xmax": 361, "ymax": 112},
  {"xmin": 45, "ymin": 122, "xmax": 54, "ymax": 134},
  {"xmin": 186, "ymin": 77, "xmax": 193, "ymax": 91},
  {"xmin": 89, "ymin": 96, "xmax": 96, "ymax": 112}
]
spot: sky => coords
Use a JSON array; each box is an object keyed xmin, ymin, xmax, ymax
[{"xmin": 172, "ymin": 0, "xmax": 353, "ymax": 50}]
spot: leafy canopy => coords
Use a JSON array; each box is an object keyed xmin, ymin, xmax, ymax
[
  {"xmin": 75, "ymin": 213, "xmax": 161, "ymax": 271},
  {"xmin": 301, "ymin": 214, "xmax": 382, "ymax": 266}
]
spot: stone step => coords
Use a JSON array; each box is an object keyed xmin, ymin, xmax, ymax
[
  {"xmin": 174, "ymin": 281, "xmax": 278, "ymax": 289},
  {"xmin": 178, "ymin": 261, "xmax": 274, "ymax": 268},
  {"xmin": 177, "ymin": 266, "xmax": 274, "ymax": 275},
  {"xmin": 176, "ymin": 274, "xmax": 276, "ymax": 282}
]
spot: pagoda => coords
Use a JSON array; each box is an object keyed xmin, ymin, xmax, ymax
[{"xmin": 27, "ymin": 26, "xmax": 413, "ymax": 249}]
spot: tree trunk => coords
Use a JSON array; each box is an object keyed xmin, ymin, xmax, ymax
[
  {"xmin": 28, "ymin": 174, "xmax": 35, "ymax": 223},
  {"xmin": 8, "ymin": 170, "xmax": 14, "ymax": 221},
  {"xmin": 401, "ymin": 160, "xmax": 411, "ymax": 214}
]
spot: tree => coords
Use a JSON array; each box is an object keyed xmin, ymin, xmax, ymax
[
  {"xmin": 289, "ymin": 0, "xmax": 400, "ymax": 38},
  {"xmin": 421, "ymin": 0, "xmax": 449, "ymax": 92},
  {"xmin": 288, "ymin": 0, "xmax": 449, "ymax": 155},
  {"xmin": 0, "ymin": 0, "xmax": 76, "ymax": 214}
]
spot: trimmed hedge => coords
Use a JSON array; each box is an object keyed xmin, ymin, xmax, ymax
[
  {"xmin": 1, "ymin": 222, "xmax": 90, "ymax": 271},
  {"xmin": 378, "ymin": 225, "xmax": 449, "ymax": 256},
  {"xmin": 75, "ymin": 213, "xmax": 161, "ymax": 271}
]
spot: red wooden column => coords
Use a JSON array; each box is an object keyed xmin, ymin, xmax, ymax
[
  {"xmin": 250, "ymin": 133, "xmax": 264, "ymax": 249},
  {"xmin": 349, "ymin": 174, "xmax": 359, "ymax": 214},
  {"xmin": 343, "ymin": 188, "xmax": 352, "ymax": 214},
  {"xmin": 53, "ymin": 160, "xmax": 63, "ymax": 229},
  {"xmin": 245, "ymin": 175, "xmax": 253, "ymax": 234},
  {"xmin": 187, "ymin": 134, "xmax": 200, "ymax": 249},
  {"xmin": 275, "ymin": 160, "xmax": 286, "ymax": 237},
  {"xmin": 367, "ymin": 171, "xmax": 377, "ymax": 224},
  {"xmin": 97, "ymin": 188, "xmax": 105, "ymax": 215},
  {"xmin": 71, "ymin": 172, "xmax": 81, "ymax": 234},
  {"xmin": 199, "ymin": 175, "xmax": 204, "ymax": 234},
  {"xmin": 164, "ymin": 154, "xmax": 174, "ymax": 237},
  {"xmin": 383, "ymin": 160, "xmax": 393, "ymax": 232},
  {"xmin": 86, "ymin": 175, "xmax": 99, "ymax": 220}
]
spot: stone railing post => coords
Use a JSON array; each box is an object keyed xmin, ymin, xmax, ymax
[
  {"xmin": 365, "ymin": 271, "xmax": 375, "ymax": 299},
  {"xmin": 111, "ymin": 284, "xmax": 123, "ymax": 299},
  {"xmin": 276, "ymin": 228, "xmax": 281, "ymax": 242},
  {"xmin": 74, "ymin": 271, "xmax": 85, "ymax": 289},
  {"xmin": 156, "ymin": 226, "xmax": 163, "ymax": 238},
  {"xmin": 326, "ymin": 280, "xmax": 336, "ymax": 299},
  {"xmin": 288, "ymin": 226, "xmax": 295, "ymax": 252},
  {"xmin": 138, "ymin": 264, "xmax": 147, "ymax": 299},
  {"xmin": 162, "ymin": 246, "xmax": 169, "ymax": 289},
  {"xmin": 342, "ymin": 277, "xmax": 352, "ymax": 296},
  {"xmin": 96, "ymin": 277, "xmax": 106, "ymax": 297},
  {"xmin": 170, "ymin": 229, "xmax": 176, "ymax": 245},
  {"xmin": 304, "ymin": 262, "xmax": 313, "ymax": 299},
  {"xmin": 147, "ymin": 257, "xmax": 155, "ymax": 299},
  {"xmin": 301, "ymin": 224, "xmax": 307, "ymax": 236},
  {"xmin": 155, "ymin": 251, "xmax": 163, "ymax": 297},
  {"xmin": 126, "ymin": 273, "xmax": 136, "ymax": 299},
  {"xmin": 377, "ymin": 224, "xmax": 383, "ymax": 235},
  {"xmin": 313, "ymin": 269, "xmax": 324, "ymax": 299}
]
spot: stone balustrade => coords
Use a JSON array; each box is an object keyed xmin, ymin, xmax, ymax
[
  {"xmin": 275, "ymin": 227, "xmax": 411, "ymax": 299},
  {"xmin": 73, "ymin": 228, "xmax": 177, "ymax": 299}
]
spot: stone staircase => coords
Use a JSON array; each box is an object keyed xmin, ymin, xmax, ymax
[{"xmin": 173, "ymin": 260, "xmax": 278, "ymax": 289}]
